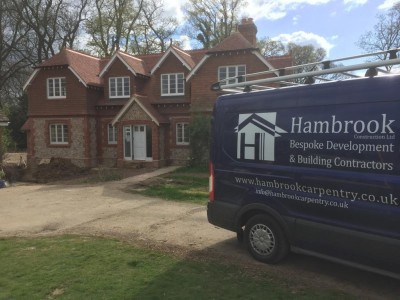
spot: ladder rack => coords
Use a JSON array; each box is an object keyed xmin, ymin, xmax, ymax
[{"xmin": 210, "ymin": 48, "xmax": 400, "ymax": 93}]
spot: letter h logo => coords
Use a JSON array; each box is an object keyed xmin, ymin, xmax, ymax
[{"xmin": 236, "ymin": 113, "xmax": 287, "ymax": 161}]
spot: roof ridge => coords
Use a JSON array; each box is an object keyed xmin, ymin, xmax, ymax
[
  {"xmin": 64, "ymin": 48, "xmax": 101, "ymax": 61},
  {"xmin": 117, "ymin": 51, "xmax": 144, "ymax": 62}
]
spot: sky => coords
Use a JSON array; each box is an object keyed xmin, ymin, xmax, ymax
[{"xmin": 165, "ymin": 0, "xmax": 400, "ymax": 61}]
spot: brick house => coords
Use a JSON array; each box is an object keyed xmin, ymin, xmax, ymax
[{"xmin": 22, "ymin": 18, "xmax": 292, "ymax": 168}]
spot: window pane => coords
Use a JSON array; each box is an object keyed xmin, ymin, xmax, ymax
[
  {"xmin": 61, "ymin": 78, "xmax": 66, "ymax": 96},
  {"xmin": 117, "ymin": 78, "xmax": 122, "ymax": 95},
  {"xmin": 48, "ymin": 79, "xmax": 54, "ymax": 97},
  {"xmin": 124, "ymin": 78, "xmax": 130, "ymax": 96},
  {"xmin": 110, "ymin": 79, "xmax": 116, "ymax": 97},
  {"xmin": 63, "ymin": 125, "xmax": 68, "ymax": 142}
]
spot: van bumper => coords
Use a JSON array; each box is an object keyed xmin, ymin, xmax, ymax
[{"xmin": 207, "ymin": 201, "xmax": 239, "ymax": 232}]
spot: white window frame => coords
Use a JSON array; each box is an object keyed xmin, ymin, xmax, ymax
[
  {"xmin": 161, "ymin": 73, "xmax": 184, "ymax": 96},
  {"xmin": 176, "ymin": 122, "xmax": 189, "ymax": 145},
  {"xmin": 109, "ymin": 77, "xmax": 130, "ymax": 98},
  {"xmin": 218, "ymin": 65, "xmax": 246, "ymax": 85},
  {"xmin": 49, "ymin": 124, "xmax": 68, "ymax": 145},
  {"xmin": 47, "ymin": 77, "xmax": 66, "ymax": 99},
  {"xmin": 108, "ymin": 124, "xmax": 117, "ymax": 144}
]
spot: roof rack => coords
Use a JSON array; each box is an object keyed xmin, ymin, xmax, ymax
[{"xmin": 210, "ymin": 48, "xmax": 400, "ymax": 93}]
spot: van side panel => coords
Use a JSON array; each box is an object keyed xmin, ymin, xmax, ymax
[{"xmin": 208, "ymin": 76, "xmax": 400, "ymax": 276}]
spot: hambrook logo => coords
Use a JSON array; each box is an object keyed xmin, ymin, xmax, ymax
[{"xmin": 236, "ymin": 112, "xmax": 287, "ymax": 161}]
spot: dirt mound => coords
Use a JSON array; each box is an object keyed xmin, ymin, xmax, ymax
[{"xmin": 32, "ymin": 157, "xmax": 88, "ymax": 183}]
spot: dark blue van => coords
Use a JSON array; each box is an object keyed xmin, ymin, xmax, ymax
[{"xmin": 207, "ymin": 75, "xmax": 400, "ymax": 279}]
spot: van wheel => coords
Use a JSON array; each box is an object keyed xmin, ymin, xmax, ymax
[{"xmin": 244, "ymin": 215, "xmax": 289, "ymax": 264}]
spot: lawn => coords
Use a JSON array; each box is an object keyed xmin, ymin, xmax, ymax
[
  {"xmin": 0, "ymin": 236, "xmax": 355, "ymax": 299},
  {"xmin": 130, "ymin": 166, "xmax": 209, "ymax": 205}
]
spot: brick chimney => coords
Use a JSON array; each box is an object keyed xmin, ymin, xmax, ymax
[{"xmin": 237, "ymin": 18, "xmax": 258, "ymax": 47}]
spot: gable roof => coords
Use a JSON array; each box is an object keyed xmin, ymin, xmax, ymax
[
  {"xmin": 99, "ymin": 51, "xmax": 148, "ymax": 77},
  {"xmin": 150, "ymin": 46, "xmax": 197, "ymax": 74},
  {"xmin": 111, "ymin": 95, "xmax": 169, "ymax": 126},
  {"xmin": 23, "ymin": 48, "xmax": 102, "ymax": 90}
]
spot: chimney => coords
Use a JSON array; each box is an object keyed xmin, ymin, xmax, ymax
[{"xmin": 237, "ymin": 18, "xmax": 257, "ymax": 47}]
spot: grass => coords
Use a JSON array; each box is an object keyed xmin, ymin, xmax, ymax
[
  {"xmin": 131, "ymin": 166, "xmax": 209, "ymax": 205},
  {"xmin": 0, "ymin": 236, "xmax": 355, "ymax": 300}
]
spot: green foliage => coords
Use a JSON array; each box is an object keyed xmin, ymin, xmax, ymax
[
  {"xmin": 4, "ymin": 94, "xmax": 28, "ymax": 150},
  {"xmin": 0, "ymin": 236, "xmax": 356, "ymax": 299},
  {"xmin": 189, "ymin": 114, "xmax": 211, "ymax": 167}
]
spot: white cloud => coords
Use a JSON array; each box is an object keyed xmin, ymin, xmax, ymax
[
  {"xmin": 378, "ymin": 0, "xmax": 400, "ymax": 9},
  {"xmin": 272, "ymin": 31, "xmax": 334, "ymax": 56},
  {"xmin": 177, "ymin": 35, "xmax": 192, "ymax": 50},
  {"xmin": 163, "ymin": 0, "xmax": 186, "ymax": 23},
  {"xmin": 343, "ymin": 0, "xmax": 368, "ymax": 11},
  {"xmin": 243, "ymin": 0, "xmax": 332, "ymax": 21}
]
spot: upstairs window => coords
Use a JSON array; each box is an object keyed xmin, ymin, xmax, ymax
[
  {"xmin": 109, "ymin": 77, "xmax": 130, "ymax": 98},
  {"xmin": 108, "ymin": 124, "xmax": 117, "ymax": 144},
  {"xmin": 218, "ymin": 65, "xmax": 246, "ymax": 85},
  {"xmin": 161, "ymin": 73, "xmax": 184, "ymax": 96},
  {"xmin": 47, "ymin": 77, "xmax": 66, "ymax": 99},
  {"xmin": 49, "ymin": 123, "xmax": 68, "ymax": 144},
  {"xmin": 176, "ymin": 123, "xmax": 189, "ymax": 145}
]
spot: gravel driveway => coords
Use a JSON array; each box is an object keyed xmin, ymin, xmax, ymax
[{"xmin": 0, "ymin": 167, "xmax": 399, "ymax": 299}]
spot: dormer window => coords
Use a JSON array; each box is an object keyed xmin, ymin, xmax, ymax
[
  {"xmin": 161, "ymin": 73, "xmax": 184, "ymax": 96},
  {"xmin": 109, "ymin": 77, "xmax": 130, "ymax": 98},
  {"xmin": 47, "ymin": 77, "xmax": 66, "ymax": 99},
  {"xmin": 218, "ymin": 65, "xmax": 246, "ymax": 85}
]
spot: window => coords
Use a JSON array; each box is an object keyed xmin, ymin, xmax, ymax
[
  {"xmin": 109, "ymin": 77, "xmax": 130, "ymax": 98},
  {"xmin": 108, "ymin": 124, "xmax": 117, "ymax": 144},
  {"xmin": 161, "ymin": 73, "xmax": 184, "ymax": 96},
  {"xmin": 176, "ymin": 123, "xmax": 189, "ymax": 145},
  {"xmin": 47, "ymin": 78, "xmax": 66, "ymax": 98},
  {"xmin": 49, "ymin": 124, "xmax": 68, "ymax": 144},
  {"xmin": 218, "ymin": 65, "xmax": 246, "ymax": 85}
]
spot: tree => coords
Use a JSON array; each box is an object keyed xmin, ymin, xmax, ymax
[
  {"xmin": 85, "ymin": 0, "xmax": 144, "ymax": 56},
  {"xmin": 129, "ymin": 0, "xmax": 178, "ymax": 54},
  {"xmin": 189, "ymin": 114, "xmax": 211, "ymax": 167},
  {"xmin": 358, "ymin": 3, "xmax": 400, "ymax": 65},
  {"xmin": 182, "ymin": 0, "xmax": 244, "ymax": 49},
  {"xmin": 1, "ymin": 0, "xmax": 89, "ymax": 107},
  {"xmin": 257, "ymin": 37, "xmax": 285, "ymax": 57},
  {"xmin": 12, "ymin": 0, "xmax": 89, "ymax": 63}
]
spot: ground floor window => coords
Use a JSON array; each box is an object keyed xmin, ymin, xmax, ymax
[
  {"xmin": 49, "ymin": 123, "xmax": 68, "ymax": 144},
  {"xmin": 176, "ymin": 123, "xmax": 189, "ymax": 145}
]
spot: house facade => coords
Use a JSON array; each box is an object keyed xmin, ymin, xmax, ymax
[{"xmin": 23, "ymin": 18, "xmax": 292, "ymax": 168}]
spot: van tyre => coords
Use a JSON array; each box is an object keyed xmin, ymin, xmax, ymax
[{"xmin": 244, "ymin": 215, "xmax": 289, "ymax": 264}]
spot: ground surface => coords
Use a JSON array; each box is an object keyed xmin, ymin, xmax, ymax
[{"xmin": 0, "ymin": 164, "xmax": 399, "ymax": 299}]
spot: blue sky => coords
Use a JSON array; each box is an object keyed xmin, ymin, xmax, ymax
[{"xmin": 167, "ymin": 0, "xmax": 399, "ymax": 60}]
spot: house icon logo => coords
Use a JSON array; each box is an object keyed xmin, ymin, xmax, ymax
[{"xmin": 235, "ymin": 112, "xmax": 287, "ymax": 161}]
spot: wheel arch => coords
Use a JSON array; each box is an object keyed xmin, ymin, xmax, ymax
[{"xmin": 235, "ymin": 203, "xmax": 294, "ymax": 243}]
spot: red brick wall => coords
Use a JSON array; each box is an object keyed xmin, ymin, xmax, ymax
[
  {"xmin": 145, "ymin": 54, "xmax": 191, "ymax": 103},
  {"xmin": 27, "ymin": 67, "xmax": 91, "ymax": 116},
  {"xmin": 190, "ymin": 51, "xmax": 271, "ymax": 111}
]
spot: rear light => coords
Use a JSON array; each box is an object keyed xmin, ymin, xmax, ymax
[{"xmin": 209, "ymin": 161, "xmax": 215, "ymax": 202}]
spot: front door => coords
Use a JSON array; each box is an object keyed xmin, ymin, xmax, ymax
[
  {"xmin": 124, "ymin": 125, "xmax": 148, "ymax": 161},
  {"xmin": 133, "ymin": 125, "xmax": 146, "ymax": 160}
]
